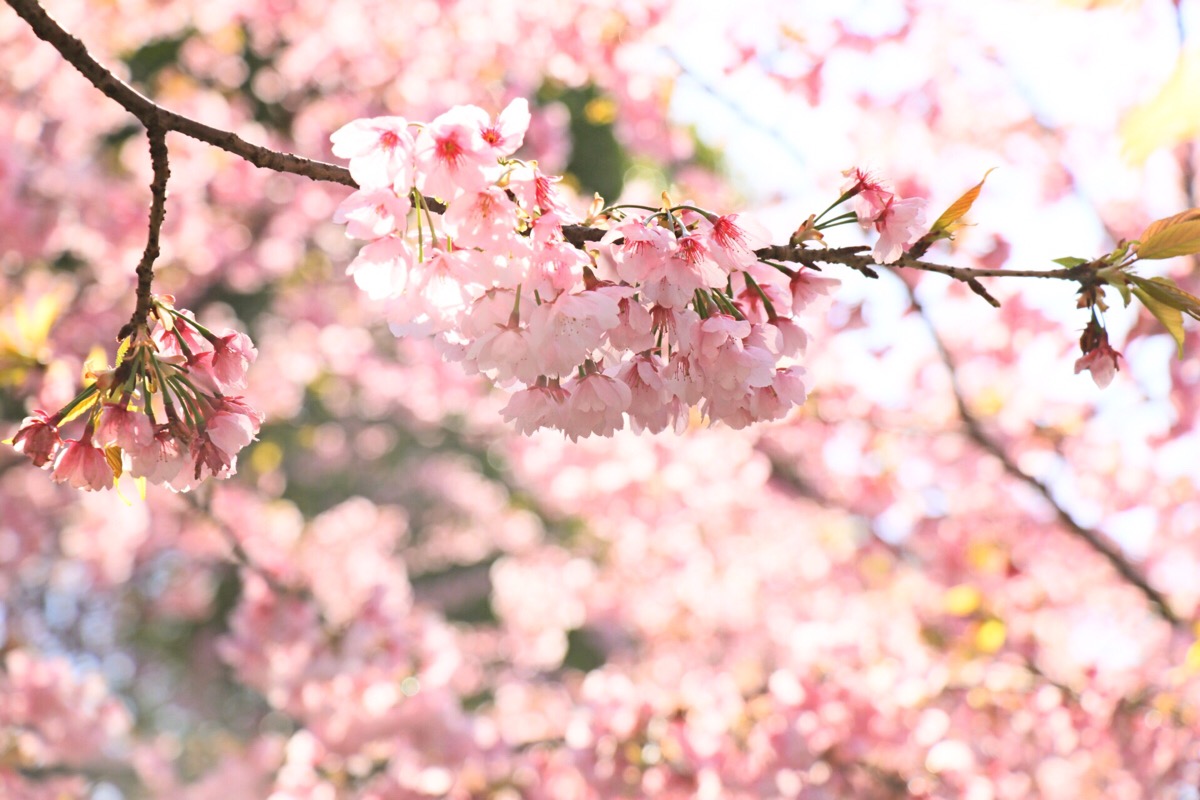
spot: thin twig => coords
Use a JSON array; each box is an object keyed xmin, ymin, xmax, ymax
[
  {"xmin": 906, "ymin": 286, "xmax": 1183, "ymax": 628},
  {"xmin": 758, "ymin": 243, "xmax": 1092, "ymax": 283},
  {"xmin": 117, "ymin": 125, "xmax": 170, "ymax": 341}
]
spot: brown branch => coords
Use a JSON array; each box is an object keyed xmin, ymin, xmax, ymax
[
  {"xmin": 758, "ymin": 243, "xmax": 1092, "ymax": 287},
  {"xmin": 906, "ymin": 286, "xmax": 1183, "ymax": 629},
  {"xmin": 5, "ymin": 0, "xmax": 354, "ymax": 187},
  {"xmin": 16, "ymin": 760, "xmax": 142, "ymax": 790},
  {"xmin": 116, "ymin": 125, "xmax": 170, "ymax": 341}
]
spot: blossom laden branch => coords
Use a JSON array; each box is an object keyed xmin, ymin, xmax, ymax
[
  {"xmin": 0, "ymin": 0, "xmax": 1136, "ymax": 299},
  {"xmin": 8, "ymin": 0, "xmax": 1200, "ymax": 489}
]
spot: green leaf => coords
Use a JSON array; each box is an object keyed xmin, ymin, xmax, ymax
[
  {"xmin": 1132, "ymin": 287, "xmax": 1186, "ymax": 359},
  {"xmin": 59, "ymin": 392, "xmax": 98, "ymax": 425},
  {"xmin": 930, "ymin": 169, "xmax": 995, "ymax": 236},
  {"xmin": 1129, "ymin": 275, "xmax": 1200, "ymax": 320},
  {"xmin": 1052, "ymin": 256, "xmax": 1089, "ymax": 268},
  {"xmin": 1136, "ymin": 219, "xmax": 1200, "ymax": 260},
  {"xmin": 1114, "ymin": 278, "xmax": 1132, "ymax": 307}
]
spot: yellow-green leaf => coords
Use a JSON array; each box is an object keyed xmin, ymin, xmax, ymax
[
  {"xmin": 114, "ymin": 335, "xmax": 133, "ymax": 367},
  {"xmin": 1132, "ymin": 286, "xmax": 1186, "ymax": 359},
  {"xmin": 59, "ymin": 392, "xmax": 98, "ymax": 425},
  {"xmin": 1122, "ymin": 49, "xmax": 1200, "ymax": 163},
  {"xmin": 1136, "ymin": 219, "xmax": 1200, "ymax": 260},
  {"xmin": 105, "ymin": 446, "xmax": 123, "ymax": 480},
  {"xmin": 930, "ymin": 168, "xmax": 995, "ymax": 236},
  {"xmin": 1129, "ymin": 275, "xmax": 1200, "ymax": 319},
  {"xmin": 1052, "ymin": 256, "xmax": 1088, "ymax": 268}
]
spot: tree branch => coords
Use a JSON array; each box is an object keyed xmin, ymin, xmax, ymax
[
  {"xmin": 116, "ymin": 125, "xmax": 170, "ymax": 341},
  {"xmin": 5, "ymin": 0, "xmax": 354, "ymax": 187},
  {"xmin": 906, "ymin": 286, "xmax": 1183, "ymax": 628}
]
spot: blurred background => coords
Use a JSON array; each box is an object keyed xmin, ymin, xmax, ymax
[{"xmin": 3, "ymin": 0, "xmax": 1200, "ymax": 797}]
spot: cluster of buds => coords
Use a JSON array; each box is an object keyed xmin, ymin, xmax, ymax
[
  {"xmin": 330, "ymin": 101, "xmax": 848, "ymax": 439},
  {"xmin": 8, "ymin": 300, "xmax": 262, "ymax": 492}
]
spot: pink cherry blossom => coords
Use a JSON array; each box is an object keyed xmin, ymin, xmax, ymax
[
  {"xmin": 51, "ymin": 432, "xmax": 113, "ymax": 491},
  {"xmin": 209, "ymin": 330, "xmax": 259, "ymax": 392},
  {"xmin": 528, "ymin": 289, "xmax": 621, "ymax": 377},
  {"xmin": 329, "ymin": 116, "xmax": 415, "ymax": 190},
  {"xmin": 477, "ymin": 97, "xmax": 531, "ymax": 159},
  {"xmin": 333, "ymin": 187, "xmax": 412, "ymax": 240},
  {"xmin": 94, "ymin": 401, "xmax": 154, "ymax": 450},
  {"xmin": 442, "ymin": 185, "xmax": 520, "ymax": 248},
  {"xmin": 702, "ymin": 213, "xmax": 770, "ymax": 272},
  {"xmin": 346, "ymin": 236, "xmax": 416, "ymax": 300},
  {"xmin": 413, "ymin": 105, "xmax": 496, "ymax": 200},
  {"xmin": 500, "ymin": 381, "xmax": 571, "ymax": 435},
  {"xmin": 618, "ymin": 355, "xmax": 684, "ymax": 434},
  {"xmin": 871, "ymin": 195, "xmax": 928, "ymax": 264},
  {"xmin": 126, "ymin": 425, "xmax": 187, "ymax": 483},
  {"xmin": 789, "ymin": 269, "xmax": 841, "ymax": 310},
  {"xmin": 842, "ymin": 166, "xmax": 893, "ymax": 221},
  {"xmin": 563, "ymin": 371, "xmax": 632, "ymax": 441},
  {"xmin": 466, "ymin": 322, "xmax": 540, "ymax": 384},
  {"xmin": 1075, "ymin": 341, "xmax": 1122, "ymax": 388},
  {"xmin": 10, "ymin": 410, "xmax": 61, "ymax": 468},
  {"xmin": 508, "ymin": 162, "xmax": 574, "ymax": 218}
]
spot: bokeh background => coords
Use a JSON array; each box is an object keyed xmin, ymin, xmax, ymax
[{"xmin": 3, "ymin": 0, "xmax": 1200, "ymax": 797}]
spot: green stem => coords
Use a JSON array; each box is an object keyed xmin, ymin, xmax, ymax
[
  {"xmin": 54, "ymin": 384, "xmax": 101, "ymax": 423},
  {"xmin": 813, "ymin": 187, "xmax": 859, "ymax": 224},
  {"xmin": 744, "ymin": 272, "xmax": 778, "ymax": 319}
]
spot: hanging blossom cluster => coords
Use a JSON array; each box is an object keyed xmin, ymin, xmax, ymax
[
  {"xmin": 330, "ymin": 100, "xmax": 850, "ymax": 439},
  {"xmin": 8, "ymin": 300, "xmax": 262, "ymax": 492}
]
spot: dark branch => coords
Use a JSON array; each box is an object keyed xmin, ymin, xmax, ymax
[
  {"xmin": 5, "ymin": 0, "xmax": 354, "ymax": 187},
  {"xmin": 907, "ymin": 287, "xmax": 1183, "ymax": 629},
  {"xmin": 117, "ymin": 125, "xmax": 170, "ymax": 341},
  {"xmin": 759, "ymin": 243, "xmax": 1091, "ymax": 290}
]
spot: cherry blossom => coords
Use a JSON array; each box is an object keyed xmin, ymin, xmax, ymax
[{"xmin": 4, "ymin": 3, "xmax": 1200, "ymax": 799}]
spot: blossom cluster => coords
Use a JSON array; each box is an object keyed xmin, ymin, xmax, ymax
[
  {"xmin": 8, "ymin": 300, "xmax": 262, "ymax": 491},
  {"xmin": 840, "ymin": 167, "xmax": 929, "ymax": 264},
  {"xmin": 330, "ymin": 101, "xmax": 847, "ymax": 438}
]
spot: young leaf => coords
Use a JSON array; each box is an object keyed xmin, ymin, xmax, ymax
[
  {"xmin": 115, "ymin": 334, "xmax": 133, "ymax": 366},
  {"xmin": 1132, "ymin": 286, "xmax": 1187, "ymax": 358},
  {"xmin": 1129, "ymin": 275, "xmax": 1200, "ymax": 320},
  {"xmin": 1138, "ymin": 208, "xmax": 1200, "ymax": 242},
  {"xmin": 58, "ymin": 392, "xmax": 98, "ymax": 425},
  {"xmin": 929, "ymin": 168, "xmax": 995, "ymax": 237},
  {"xmin": 1052, "ymin": 256, "xmax": 1089, "ymax": 268},
  {"xmin": 1135, "ymin": 219, "xmax": 1200, "ymax": 260}
]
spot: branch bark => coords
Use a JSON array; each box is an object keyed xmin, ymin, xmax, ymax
[
  {"xmin": 116, "ymin": 125, "xmax": 170, "ymax": 341},
  {"xmin": 907, "ymin": 286, "xmax": 1183, "ymax": 628}
]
